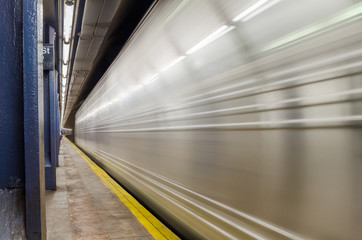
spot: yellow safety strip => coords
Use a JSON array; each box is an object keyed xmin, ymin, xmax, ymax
[{"xmin": 65, "ymin": 137, "xmax": 180, "ymax": 240}]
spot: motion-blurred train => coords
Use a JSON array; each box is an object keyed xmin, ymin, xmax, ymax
[{"xmin": 75, "ymin": 0, "xmax": 362, "ymax": 239}]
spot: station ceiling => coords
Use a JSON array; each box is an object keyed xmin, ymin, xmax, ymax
[{"xmin": 59, "ymin": 0, "xmax": 155, "ymax": 129}]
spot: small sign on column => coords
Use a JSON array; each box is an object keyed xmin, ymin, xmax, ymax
[{"xmin": 43, "ymin": 44, "xmax": 54, "ymax": 70}]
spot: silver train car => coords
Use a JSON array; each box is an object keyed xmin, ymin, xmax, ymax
[{"xmin": 75, "ymin": 0, "xmax": 362, "ymax": 239}]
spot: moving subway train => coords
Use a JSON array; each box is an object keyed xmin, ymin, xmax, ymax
[{"xmin": 74, "ymin": 0, "xmax": 362, "ymax": 239}]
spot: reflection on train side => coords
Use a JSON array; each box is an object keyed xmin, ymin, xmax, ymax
[{"xmin": 75, "ymin": 0, "xmax": 362, "ymax": 239}]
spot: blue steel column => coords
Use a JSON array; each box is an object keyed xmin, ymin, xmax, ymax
[
  {"xmin": 45, "ymin": 70, "xmax": 57, "ymax": 190},
  {"xmin": 56, "ymin": 74, "xmax": 60, "ymax": 167},
  {"xmin": 0, "ymin": 0, "xmax": 25, "ymax": 238},
  {"xmin": 56, "ymin": 95, "xmax": 60, "ymax": 166},
  {"xmin": 23, "ymin": 0, "xmax": 46, "ymax": 239},
  {"xmin": 44, "ymin": 24, "xmax": 57, "ymax": 189},
  {"xmin": 0, "ymin": 0, "xmax": 24, "ymax": 189},
  {"xmin": 49, "ymin": 26, "xmax": 59, "ymax": 172},
  {"xmin": 43, "ymin": 73, "xmax": 50, "ymax": 187},
  {"xmin": 44, "ymin": 71, "xmax": 56, "ymax": 190}
]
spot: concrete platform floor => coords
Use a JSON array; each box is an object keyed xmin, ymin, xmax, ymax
[{"xmin": 46, "ymin": 139, "xmax": 154, "ymax": 240}]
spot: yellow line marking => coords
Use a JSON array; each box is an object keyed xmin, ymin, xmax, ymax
[{"xmin": 65, "ymin": 137, "xmax": 180, "ymax": 240}]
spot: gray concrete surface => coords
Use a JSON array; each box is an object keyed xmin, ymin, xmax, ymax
[{"xmin": 46, "ymin": 140, "xmax": 154, "ymax": 240}]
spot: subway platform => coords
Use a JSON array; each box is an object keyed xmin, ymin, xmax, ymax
[{"xmin": 45, "ymin": 138, "xmax": 179, "ymax": 240}]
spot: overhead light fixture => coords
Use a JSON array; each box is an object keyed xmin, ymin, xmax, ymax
[
  {"xmin": 65, "ymin": 0, "xmax": 74, "ymax": 6},
  {"xmin": 62, "ymin": 64, "xmax": 68, "ymax": 77},
  {"xmin": 62, "ymin": 77, "xmax": 67, "ymax": 86},
  {"xmin": 63, "ymin": 2, "xmax": 74, "ymax": 43},
  {"xmin": 62, "ymin": 0, "xmax": 74, "ymax": 83},
  {"xmin": 186, "ymin": 25, "xmax": 235, "ymax": 54},
  {"xmin": 62, "ymin": 86, "xmax": 66, "ymax": 92},
  {"xmin": 62, "ymin": 43, "xmax": 70, "ymax": 64}
]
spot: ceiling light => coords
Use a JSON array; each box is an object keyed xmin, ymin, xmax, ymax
[
  {"xmin": 63, "ymin": 3, "xmax": 74, "ymax": 43},
  {"xmin": 63, "ymin": 43, "xmax": 70, "ymax": 63},
  {"xmin": 62, "ymin": 77, "xmax": 67, "ymax": 86},
  {"xmin": 65, "ymin": 0, "xmax": 74, "ymax": 6},
  {"xmin": 62, "ymin": 64, "xmax": 68, "ymax": 77}
]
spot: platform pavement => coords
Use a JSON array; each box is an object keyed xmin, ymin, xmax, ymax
[{"xmin": 46, "ymin": 139, "xmax": 155, "ymax": 240}]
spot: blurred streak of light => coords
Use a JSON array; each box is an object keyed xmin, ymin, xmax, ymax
[
  {"xmin": 84, "ymin": 145, "xmax": 305, "ymax": 240},
  {"xmin": 263, "ymin": 1, "xmax": 362, "ymax": 51},
  {"xmin": 77, "ymin": 77, "xmax": 362, "ymax": 130},
  {"xmin": 143, "ymin": 73, "xmax": 160, "ymax": 85},
  {"xmin": 83, "ymin": 146, "xmax": 262, "ymax": 240},
  {"xmin": 268, "ymin": 48, "xmax": 362, "ymax": 78},
  {"xmin": 161, "ymin": 56, "xmax": 186, "ymax": 72},
  {"xmin": 242, "ymin": 0, "xmax": 281, "ymax": 22},
  {"xmin": 232, "ymin": 0, "xmax": 269, "ymax": 22},
  {"xmin": 186, "ymin": 25, "xmax": 235, "ymax": 54},
  {"xmin": 130, "ymin": 84, "xmax": 144, "ymax": 93},
  {"xmin": 81, "ymin": 115, "xmax": 362, "ymax": 133},
  {"xmin": 77, "ymin": 55, "xmax": 362, "ymax": 124}
]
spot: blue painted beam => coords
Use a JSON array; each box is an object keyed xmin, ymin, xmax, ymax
[
  {"xmin": 44, "ymin": 71, "xmax": 56, "ymax": 190},
  {"xmin": 0, "ymin": 1, "xmax": 26, "ymax": 238},
  {"xmin": 0, "ymin": 0, "xmax": 24, "ymax": 189},
  {"xmin": 45, "ymin": 70, "xmax": 57, "ymax": 190},
  {"xmin": 44, "ymin": 72, "xmax": 51, "ymax": 188},
  {"xmin": 56, "ymin": 93, "xmax": 60, "ymax": 167},
  {"xmin": 23, "ymin": 0, "xmax": 46, "ymax": 239},
  {"xmin": 44, "ymin": 24, "xmax": 57, "ymax": 189}
]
